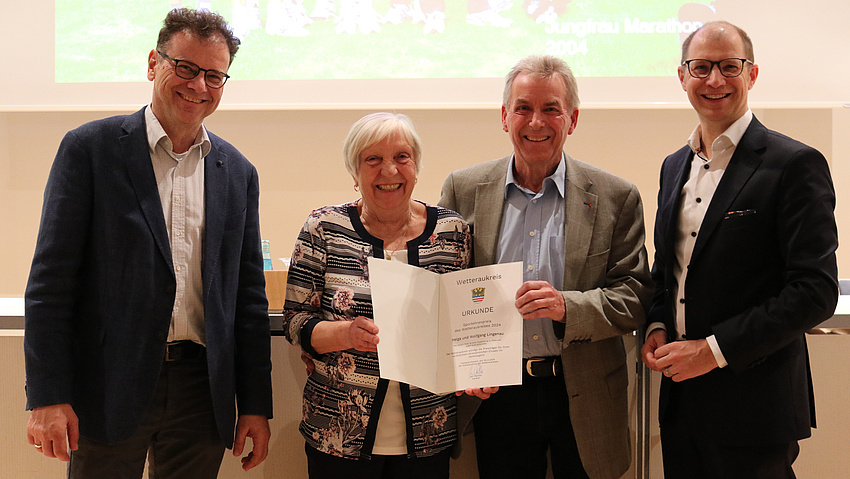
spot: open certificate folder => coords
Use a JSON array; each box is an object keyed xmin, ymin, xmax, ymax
[{"xmin": 368, "ymin": 258, "xmax": 523, "ymax": 395}]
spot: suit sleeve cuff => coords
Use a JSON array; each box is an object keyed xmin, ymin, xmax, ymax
[
  {"xmin": 706, "ymin": 335, "xmax": 728, "ymax": 369},
  {"xmin": 645, "ymin": 322, "xmax": 666, "ymax": 340}
]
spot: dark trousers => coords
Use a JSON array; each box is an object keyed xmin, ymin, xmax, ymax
[
  {"xmin": 661, "ymin": 409, "xmax": 800, "ymax": 479},
  {"xmin": 472, "ymin": 372, "xmax": 588, "ymax": 479},
  {"xmin": 305, "ymin": 443, "xmax": 451, "ymax": 479},
  {"xmin": 68, "ymin": 354, "xmax": 225, "ymax": 479}
]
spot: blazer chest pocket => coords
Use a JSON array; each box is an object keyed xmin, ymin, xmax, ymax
[
  {"xmin": 720, "ymin": 209, "xmax": 758, "ymax": 231},
  {"xmin": 584, "ymin": 248, "xmax": 610, "ymax": 270},
  {"xmin": 723, "ymin": 208, "xmax": 756, "ymax": 220},
  {"xmin": 224, "ymin": 208, "xmax": 247, "ymax": 231}
]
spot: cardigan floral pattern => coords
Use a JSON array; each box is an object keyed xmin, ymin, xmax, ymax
[{"xmin": 284, "ymin": 201, "xmax": 471, "ymax": 459}]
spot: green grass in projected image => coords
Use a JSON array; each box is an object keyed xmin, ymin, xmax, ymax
[{"xmin": 55, "ymin": 0, "xmax": 711, "ymax": 82}]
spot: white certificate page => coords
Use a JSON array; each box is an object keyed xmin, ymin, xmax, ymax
[{"xmin": 369, "ymin": 259, "xmax": 523, "ymax": 395}]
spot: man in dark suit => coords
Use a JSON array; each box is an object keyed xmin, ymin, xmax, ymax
[
  {"xmin": 24, "ymin": 8, "xmax": 272, "ymax": 477},
  {"xmin": 440, "ymin": 55, "xmax": 652, "ymax": 479},
  {"xmin": 642, "ymin": 21, "xmax": 838, "ymax": 479}
]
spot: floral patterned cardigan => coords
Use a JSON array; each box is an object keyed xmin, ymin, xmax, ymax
[{"xmin": 283, "ymin": 201, "xmax": 471, "ymax": 460}]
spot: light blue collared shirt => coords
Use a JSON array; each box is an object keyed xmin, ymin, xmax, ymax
[{"xmin": 496, "ymin": 155, "xmax": 566, "ymax": 358}]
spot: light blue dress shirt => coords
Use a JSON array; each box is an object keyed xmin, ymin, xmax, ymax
[{"xmin": 496, "ymin": 155, "xmax": 566, "ymax": 358}]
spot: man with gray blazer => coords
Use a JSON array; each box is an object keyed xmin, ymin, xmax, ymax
[
  {"xmin": 24, "ymin": 8, "xmax": 272, "ymax": 477},
  {"xmin": 439, "ymin": 55, "xmax": 652, "ymax": 479}
]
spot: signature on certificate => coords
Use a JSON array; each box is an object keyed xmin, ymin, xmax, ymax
[{"xmin": 468, "ymin": 363, "xmax": 485, "ymax": 380}]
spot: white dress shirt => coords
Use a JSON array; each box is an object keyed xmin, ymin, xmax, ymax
[
  {"xmin": 145, "ymin": 106, "xmax": 209, "ymax": 346},
  {"xmin": 662, "ymin": 110, "xmax": 754, "ymax": 368}
]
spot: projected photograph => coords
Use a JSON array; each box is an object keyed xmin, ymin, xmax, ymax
[{"xmin": 56, "ymin": 0, "xmax": 717, "ymax": 82}]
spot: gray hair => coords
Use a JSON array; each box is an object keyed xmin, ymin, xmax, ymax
[
  {"xmin": 503, "ymin": 55, "xmax": 580, "ymax": 111},
  {"xmin": 343, "ymin": 112, "xmax": 422, "ymax": 178}
]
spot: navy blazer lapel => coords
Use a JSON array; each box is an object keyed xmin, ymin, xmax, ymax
[
  {"xmin": 660, "ymin": 148, "xmax": 693, "ymax": 265},
  {"xmin": 691, "ymin": 118, "xmax": 766, "ymax": 263},
  {"xmin": 203, "ymin": 140, "xmax": 229, "ymax": 295},
  {"xmin": 121, "ymin": 110, "xmax": 173, "ymax": 273}
]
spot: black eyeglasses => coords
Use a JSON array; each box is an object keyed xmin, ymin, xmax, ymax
[
  {"xmin": 157, "ymin": 51, "xmax": 230, "ymax": 89},
  {"xmin": 682, "ymin": 58, "xmax": 753, "ymax": 79}
]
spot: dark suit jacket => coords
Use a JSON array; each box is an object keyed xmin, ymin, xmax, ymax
[
  {"xmin": 24, "ymin": 107, "xmax": 273, "ymax": 448},
  {"xmin": 440, "ymin": 154, "xmax": 652, "ymax": 479},
  {"xmin": 648, "ymin": 116, "xmax": 838, "ymax": 445}
]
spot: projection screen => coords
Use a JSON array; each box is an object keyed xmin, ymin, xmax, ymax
[{"xmin": 3, "ymin": 0, "xmax": 847, "ymax": 110}]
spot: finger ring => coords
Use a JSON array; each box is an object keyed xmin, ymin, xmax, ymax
[
  {"xmin": 34, "ymin": 444, "xmax": 42, "ymax": 449},
  {"xmin": 664, "ymin": 368, "xmax": 671, "ymax": 377}
]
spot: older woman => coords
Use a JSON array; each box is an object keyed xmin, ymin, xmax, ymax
[{"xmin": 283, "ymin": 112, "xmax": 483, "ymax": 478}]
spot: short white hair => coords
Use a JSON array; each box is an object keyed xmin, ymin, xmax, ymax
[{"xmin": 343, "ymin": 112, "xmax": 422, "ymax": 177}]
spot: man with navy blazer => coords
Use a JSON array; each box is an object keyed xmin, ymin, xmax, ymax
[
  {"xmin": 642, "ymin": 21, "xmax": 838, "ymax": 479},
  {"xmin": 440, "ymin": 55, "xmax": 651, "ymax": 479},
  {"xmin": 24, "ymin": 8, "xmax": 272, "ymax": 477}
]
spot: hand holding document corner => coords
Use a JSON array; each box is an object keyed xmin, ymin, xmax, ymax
[{"xmin": 369, "ymin": 258, "xmax": 523, "ymax": 395}]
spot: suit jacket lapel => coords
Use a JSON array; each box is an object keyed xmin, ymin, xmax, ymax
[
  {"xmin": 203, "ymin": 140, "xmax": 228, "ymax": 296},
  {"xmin": 562, "ymin": 155, "xmax": 598, "ymax": 290},
  {"xmin": 472, "ymin": 157, "xmax": 509, "ymax": 267},
  {"xmin": 692, "ymin": 119, "xmax": 765, "ymax": 262},
  {"xmin": 121, "ymin": 110, "xmax": 173, "ymax": 274},
  {"xmin": 661, "ymin": 148, "xmax": 693, "ymax": 268}
]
